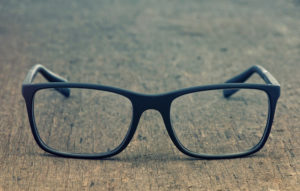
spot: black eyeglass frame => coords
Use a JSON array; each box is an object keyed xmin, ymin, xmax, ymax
[{"xmin": 22, "ymin": 64, "xmax": 280, "ymax": 159}]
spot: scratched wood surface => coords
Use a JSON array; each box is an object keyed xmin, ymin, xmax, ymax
[{"xmin": 0, "ymin": 0, "xmax": 299, "ymax": 190}]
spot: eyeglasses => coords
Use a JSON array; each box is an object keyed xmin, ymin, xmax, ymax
[{"xmin": 22, "ymin": 64, "xmax": 280, "ymax": 159}]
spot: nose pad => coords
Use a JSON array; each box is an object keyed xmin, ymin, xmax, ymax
[{"xmin": 131, "ymin": 109, "xmax": 174, "ymax": 154}]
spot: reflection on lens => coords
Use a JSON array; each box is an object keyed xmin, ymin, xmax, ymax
[
  {"xmin": 34, "ymin": 88, "xmax": 132, "ymax": 154},
  {"xmin": 170, "ymin": 89, "xmax": 269, "ymax": 155}
]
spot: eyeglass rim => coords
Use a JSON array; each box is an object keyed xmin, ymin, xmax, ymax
[{"xmin": 22, "ymin": 82, "xmax": 280, "ymax": 159}]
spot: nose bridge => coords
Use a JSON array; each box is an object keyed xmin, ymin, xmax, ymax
[{"xmin": 133, "ymin": 94, "xmax": 170, "ymax": 113}]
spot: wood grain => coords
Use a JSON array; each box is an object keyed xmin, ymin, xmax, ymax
[{"xmin": 0, "ymin": 0, "xmax": 299, "ymax": 190}]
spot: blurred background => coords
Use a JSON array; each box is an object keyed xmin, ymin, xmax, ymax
[{"xmin": 1, "ymin": 0, "xmax": 299, "ymax": 91}]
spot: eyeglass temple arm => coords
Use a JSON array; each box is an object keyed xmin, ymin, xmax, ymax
[
  {"xmin": 23, "ymin": 64, "xmax": 70, "ymax": 97},
  {"xmin": 223, "ymin": 65, "xmax": 280, "ymax": 98}
]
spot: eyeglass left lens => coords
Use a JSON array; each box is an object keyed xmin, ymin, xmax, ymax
[{"xmin": 33, "ymin": 88, "xmax": 133, "ymax": 154}]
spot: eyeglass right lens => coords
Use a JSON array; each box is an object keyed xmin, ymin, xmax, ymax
[{"xmin": 170, "ymin": 88, "xmax": 269, "ymax": 155}]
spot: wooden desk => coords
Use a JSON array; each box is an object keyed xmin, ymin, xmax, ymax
[{"xmin": 0, "ymin": 0, "xmax": 299, "ymax": 190}]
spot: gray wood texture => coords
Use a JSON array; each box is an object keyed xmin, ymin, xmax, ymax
[{"xmin": 0, "ymin": 0, "xmax": 299, "ymax": 190}]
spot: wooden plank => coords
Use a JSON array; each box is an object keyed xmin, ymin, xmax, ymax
[{"xmin": 0, "ymin": 0, "xmax": 299, "ymax": 190}]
